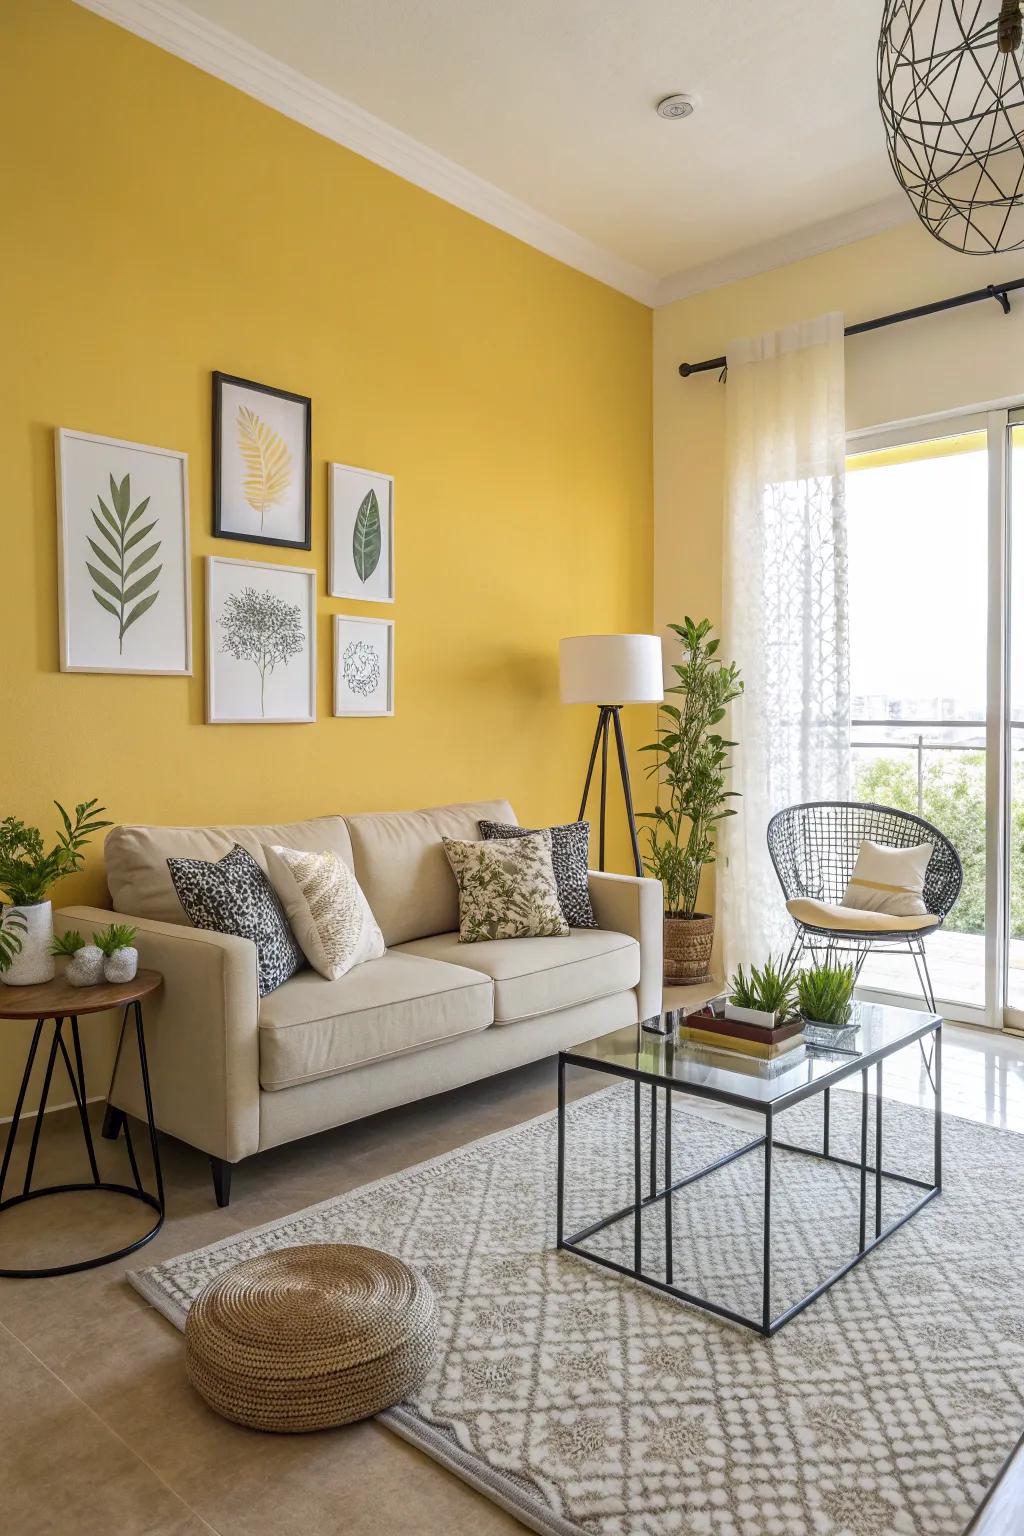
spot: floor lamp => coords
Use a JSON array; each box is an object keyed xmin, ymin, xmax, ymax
[{"xmin": 559, "ymin": 634, "xmax": 663, "ymax": 877}]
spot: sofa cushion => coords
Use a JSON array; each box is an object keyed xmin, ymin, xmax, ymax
[
  {"xmin": 396, "ymin": 928, "xmax": 640, "ymax": 1025},
  {"xmin": 786, "ymin": 897, "xmax": 940, "ymax": 934},
  {"xmin": 344, "ymin": 801, "xmax": 517, "ymax": 947},
  {"xmin": 105, "ymin": 817, "xmax": 354, "ymax": 925},
  {"xmin": 258, "ymin": 951, "xmax": 493, "ymax": 1090}
]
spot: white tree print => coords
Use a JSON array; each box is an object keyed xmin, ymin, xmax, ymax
[{"xmin": 218, "ymin": 585, "xmax": 304, "ymax": 716}]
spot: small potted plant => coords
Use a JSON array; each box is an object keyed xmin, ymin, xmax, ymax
[
  {"xmin": 797, "ymin": 961, "xmax": 856, "ymax": 1032},
  {"xmin": 51, "ymin": 929, "xmax": 105, "ymax": 987},
  {"xmin": 725, "ymin": 957, "xmax": 797, "ymax": 1029},
  {"xmin": 0, "ymin": 800, "xmax": 110, "ymax": 986},
  {"xmin": 94, "ymin": 922, "xmax": 139, "ymax": 984},
  {"xmin": 639, "ymin": 617, "xmax": 742, "ymax": 984}
]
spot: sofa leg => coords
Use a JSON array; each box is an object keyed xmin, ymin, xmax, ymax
[
  {"xmin": 101, "ymin": 1103, "xmax": 125, "ymax": 1141},
  {"xmin": 210, "ymin": 1157, "xmax": 232, "ymax": 1208}
]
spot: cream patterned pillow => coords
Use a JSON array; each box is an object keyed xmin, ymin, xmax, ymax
[
  {"xmin": 442, "ymin": 830, "xmax": 569, "ymax": 942},
  {"xmin": 841, "ymin": 838, "xmax": 933, "ymax": 918},
  {"xmin": 264, "ymin": 845, "xmax": 384, "ymax": 980}
]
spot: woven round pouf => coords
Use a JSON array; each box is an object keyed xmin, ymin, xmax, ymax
[{"xmin": 184, "ymin": 1243, "xmax": 438, "ymax": 1433}]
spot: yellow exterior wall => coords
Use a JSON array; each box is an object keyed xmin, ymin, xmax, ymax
[
  {"xmin": 654, "ymin": 218, "xmax": 1024, "ymax": 916},
  {"xmin": 0, "ymin": 0, "xmax": 652, "ymax": 1115}
]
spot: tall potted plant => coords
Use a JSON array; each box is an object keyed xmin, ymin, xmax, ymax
[
  {"xmin": 639, "ymin": 618, "xmax": 742, "ymax": 983},
  {"xmin": 0, "ymin": 800, "xmax": 110, "ymax": 985}
]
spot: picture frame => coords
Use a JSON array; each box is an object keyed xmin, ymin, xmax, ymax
[
  {"xmin": 328, "ymin": 462, "xmax": 395, "ymax": 602},
  {"xmin": 213, "ymin": 371, "xmax": 311, "ymax": 550},
  {"xmin": 55, "ymin": 427, "xmax": 192, "ymax": 676},
  {"xmin": 206, "ymin": 555, "xmax": 316, "ymax": 724},
  {"xmin": 333, "ymin": 615, "xmax": 394, "ymax": 717}
]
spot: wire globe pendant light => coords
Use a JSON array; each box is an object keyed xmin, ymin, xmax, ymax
[{"xmin": 879, "ymin": 0, "xmax": 1024, "ymax": 253}]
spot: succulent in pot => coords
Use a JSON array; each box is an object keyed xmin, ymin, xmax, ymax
[
  {"xmin": 52, "ymin": 928, "xmax": 105, "ymax": 987},
  {"xmin": 638, "ymin": 618, "xmax": 742, "ymax": 984},
  {"xmin": 0, "ymin": 799, "xmax": 110, "ymax": 986},
  {"xmin": 94, "ymin": 922, "xmax": 139, "ymax": 984},
  {"xmin": 725, "ymin": 956, "xmax": 798, "ymax": 1029},
  {"xmin": 797, "ymin": 962, "xmax": 856, "ymax": 1030}
]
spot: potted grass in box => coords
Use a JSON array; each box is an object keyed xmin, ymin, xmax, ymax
[
  {"xmin": 724, "ymin": 957, "xmax": 797, "ymax": 1029},
  {"xmin": 639, "ymin": 617, "xmax": 742, "ymax": 983}
]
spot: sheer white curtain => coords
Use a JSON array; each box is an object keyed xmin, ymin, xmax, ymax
[{"xmin": 718, "ymin": 312, "xmax": 850, "ymax": 973}]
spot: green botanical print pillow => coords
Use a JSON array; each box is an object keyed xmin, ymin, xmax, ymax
[{"xmin": 443, "ymin": 830, "xmax": 569, "ymax": 942}]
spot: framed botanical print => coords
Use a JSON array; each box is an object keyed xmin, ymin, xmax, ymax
[
  {"xmin": 328, "ymin": 462, "xmax": 394, "ymax": 602},
  {"xmin": 213, "ymin": 372, "xmax": 311, "ymax": 550},
  {"xmin": 206, "ymin": 556, "xmax": 316, "ymax": 724},
  {"xmin": 333, "ymin": 615, "xmax": 394, "ymax": 717},
  {"xmin": 55, "ymin": 427, "xmax": 192, "ymax": 675}
]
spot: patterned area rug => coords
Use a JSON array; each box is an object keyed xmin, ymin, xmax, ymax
[{"xmin": 130, "ymin": 1086, "xmax": 1024, "ymax": 1536}]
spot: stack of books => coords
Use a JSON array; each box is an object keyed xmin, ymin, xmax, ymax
[{"xmin": 678, "ymin": 1007, "xmax": 805, "ymax": 1061}]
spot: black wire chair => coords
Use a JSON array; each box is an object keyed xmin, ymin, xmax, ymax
[{"xmin": 766, "ymin": 801, "xmax": 964, "ymax": 1015}]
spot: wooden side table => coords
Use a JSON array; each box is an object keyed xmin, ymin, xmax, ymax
[{"xmin": 0, "ymin": 968, "xmax": 164, "ymax": 1278}]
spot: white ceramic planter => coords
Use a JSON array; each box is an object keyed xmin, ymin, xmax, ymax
[
  {"xmin": 1, "ymin": 901, "xmax": 56, "ymax": 986},
  {"xmin": 67, "ymin": 945, "xmax": 105, "ymax": 987},
  {"xmin": 724, "ymin": 1003, "xmax": 777, "ymax": 1031},
  {"xmin": 103, "ymin": 946, "xmax": 138, "ymax": 984}
]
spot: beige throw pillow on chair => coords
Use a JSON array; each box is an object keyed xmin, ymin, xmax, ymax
[
  {"xmin": 442, "ymin": 829, "xmax": 569, "ymax": 942},
  {"xmin": 841, "ymin": 838, "xmax": 932, "ymax": 919},
  {"xmin": 265, "ymin": 845, "xmax": 384, "ymax": 980}
]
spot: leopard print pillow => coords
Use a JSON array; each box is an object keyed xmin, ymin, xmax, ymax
[
  {"xmin": 167, "ymin": 843, "xmax": 303, "ymax": 996},
  {"xmin": 443, "ymin": 829, "xmax": 569, "ymax": 943}
]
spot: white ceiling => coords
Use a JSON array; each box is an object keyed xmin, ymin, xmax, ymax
[{"xmin": 79, "ymin": 0, "xmax": 912, "ymax": 303}]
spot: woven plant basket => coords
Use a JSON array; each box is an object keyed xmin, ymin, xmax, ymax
[
  {"xmin": 663, "ymin": 913, "xmax": 714, "ymax": 984},
  {"xmin": 184, "ymin": 1243, "xmax": 438, "ymax": 1433}
]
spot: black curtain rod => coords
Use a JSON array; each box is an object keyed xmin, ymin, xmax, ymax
[{"xmin": 677, "ymin": 276, "xmax": 1024, "ymax": 378}]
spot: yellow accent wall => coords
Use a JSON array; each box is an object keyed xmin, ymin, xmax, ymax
[
  {"xmin": 0, "ymin": 0, "xmax": 652, "ymax": 1115},
  {"xmin": 654, "ymin": 218, "xmax": 1024, "ymax": 920}
]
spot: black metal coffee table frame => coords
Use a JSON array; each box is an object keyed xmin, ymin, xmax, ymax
[{"xmin": 556, "ymin": 1015, "xmax": 941, "ymax": 1336}]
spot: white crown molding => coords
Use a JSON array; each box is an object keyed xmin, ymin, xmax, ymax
[
  {"xmin": 71, "ymin": 0, "xmax": 660, "ymax": 306},
  {"xmin": 652, "ymin": 194, "xmax": 914, "ymax": 308}
]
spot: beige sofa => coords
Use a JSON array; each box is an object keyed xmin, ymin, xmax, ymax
[{"xmin": 57, "ymin": 801, "xmax": 662, "ymax": 1205}]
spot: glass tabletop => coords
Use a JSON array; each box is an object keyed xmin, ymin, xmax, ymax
[{"xmin": 564, "ymin": 1000, "xmax": 940, "ymax": 1111}]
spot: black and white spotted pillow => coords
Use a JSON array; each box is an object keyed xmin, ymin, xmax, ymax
[
  {"xmin": 478, "ymin": 820, "xmax": 597, "ymax": 929},
  {"xmin": 167, "ymin": 843, "xmax": 303, "ymax": 997}
]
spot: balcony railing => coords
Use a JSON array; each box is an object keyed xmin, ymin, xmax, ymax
[{"xmin": 851, "ymin": 718, "xmax": 985, "ymax": 816}]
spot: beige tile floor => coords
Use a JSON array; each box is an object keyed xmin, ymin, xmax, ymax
[{"xmin": 2, "ymin": 990, "xmax": 1023, "ymax": 1536}]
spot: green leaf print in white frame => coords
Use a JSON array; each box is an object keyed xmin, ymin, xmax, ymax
[{"xmin": 328, "ymin": 462, "xmax": 394, "ymax": 603}]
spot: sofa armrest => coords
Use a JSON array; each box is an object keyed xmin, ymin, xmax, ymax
[
  {"xmin": 57, "ymin": 907, "xmax": 260, "ymax": 1163},
  {"xmin": 587, "ymin": 873, "xmax": 663, "ymax": 1022}
]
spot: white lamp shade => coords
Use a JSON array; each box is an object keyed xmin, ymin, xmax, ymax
[{"xmin": 559, "ymin": 634, "xmax": 664, "ymax": 706}]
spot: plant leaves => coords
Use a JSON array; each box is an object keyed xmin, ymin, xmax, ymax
[
  {"xmin": 123, "ymin": 519, "xmax": 157, "ymax": 553},
  {"xmin": 236, "ymin": 406, "xmax": 292, "ymax": 524},
  {"xmin": 124, "ymin": 495, "xmax": 151, "ymax": 531},
  {"xmin": 92, "ymin": 590, "xmax": 120, "ymax": 619},
  {"xmin": 124, "ymin": 540, "xmax": 160, "ymax": 578},
  {"xmin": 87, "ymin": 562, "xmax": 121, "ymax": 601},
  {"xmin": 123, "ymin": 590, "xmax": 159, "ymax": 633},
  {"xmin": 352, "ymin": 489, "xmax": 381, "ymax": 582},
  {"xmin": 123, "ymin": 563, "xmax": 161, "ymax": 603},
  {"xmin": 86, "ymin": 474, "xmax": 161, "ymax": 650},
  {"xmin": 86, "ymin": 536, "xmax": 119, "ymax": 574}
]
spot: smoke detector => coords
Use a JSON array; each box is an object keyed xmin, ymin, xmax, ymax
[{"xmin": 657, "ymin": 93, "xmax": 696, "ymax": 120}]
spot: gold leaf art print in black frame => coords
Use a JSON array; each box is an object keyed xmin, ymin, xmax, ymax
[{"xmin": 212, "ymin": 371, "xmax": 311, "ymax": 550}]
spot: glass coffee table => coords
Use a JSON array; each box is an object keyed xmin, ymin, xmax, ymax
[{"xmin": 556, "ymin": 1000, "xmax": 941, "ymax": 1336}]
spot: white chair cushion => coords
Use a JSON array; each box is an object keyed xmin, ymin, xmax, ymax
[
  {"xmin": 258, "ymin": 951, "xmax": 493, "ymax": 1091},
  {"xmin": 396, "ymin": 928, "xmax": 639, "ymax": 1024},
  {"xmin": 787, "ymin": 898, "xmax": 940, "ymax": 934},
  {"xmin": 841, "ymin": 839, "xmax": 932, "ymax": 917}
]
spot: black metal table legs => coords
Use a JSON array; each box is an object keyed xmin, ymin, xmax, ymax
[
  {"xmin": 0, "ymin": 1002, "xmax": 165, "ymax": 1278},
  {"xmin": 556, "ymin": 1026, "xmax": 942, "ymax": 1336}
]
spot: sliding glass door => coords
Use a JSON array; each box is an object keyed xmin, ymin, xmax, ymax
[{"xmin": 846, "ymin": 407, "xmax": 1024, "ymax": 1028}]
